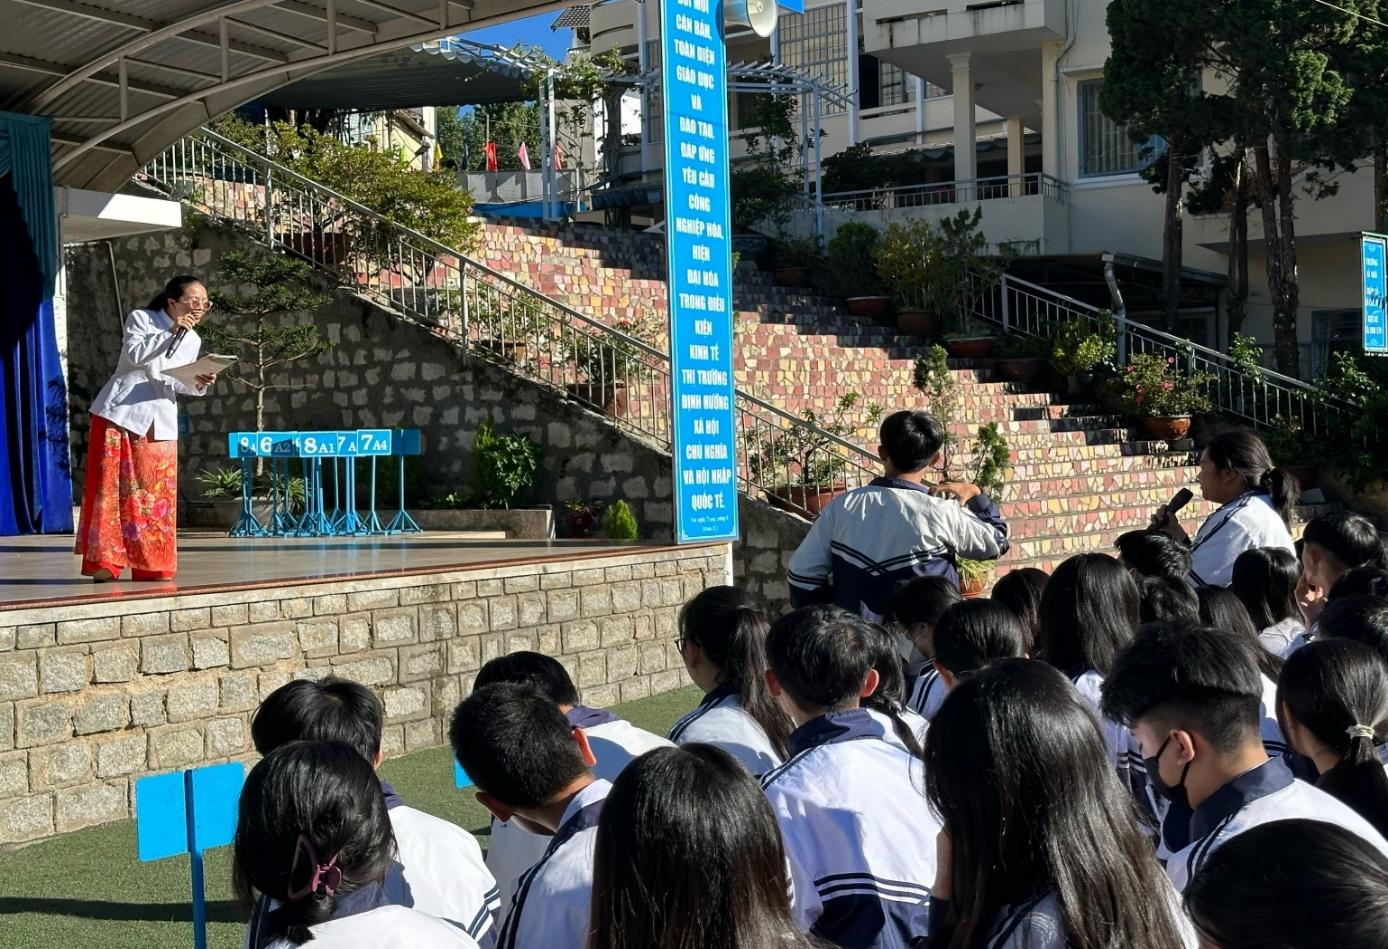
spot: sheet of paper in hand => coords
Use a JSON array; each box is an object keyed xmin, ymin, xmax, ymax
[{"xmin": 163, "ymin": 354, "xmax": 237, "ymax": 388}]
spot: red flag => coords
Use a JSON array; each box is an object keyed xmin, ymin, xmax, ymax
[
  {"xmin": 484, "ymin": 141, "xmax": 498, "ymax": 172},
  {"xmin": 517, "ymin": 142, "xmax": 531, "ymax": 171},
  {"xmin": 553, "ymin": 142, "xmax": 566, "ymax": 170}
]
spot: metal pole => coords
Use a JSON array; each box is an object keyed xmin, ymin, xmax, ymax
[
  {"xmin": 845, "ymin": 0, "xmax": 860, "ymax": 146},
  {"xmin": 813, "ymin": 84, "xmax": 823, "ymax": 239},
  {"xmin": 1103, "ymin": 253, "xmax": 1128, "ymax": 363},
  {"xmin": 636, "ymin": 2, "xmax": 650, "ymax": 178},
  {"xmin": 548, "ymin": 70, "xmax": 558, "ymax": 219}
]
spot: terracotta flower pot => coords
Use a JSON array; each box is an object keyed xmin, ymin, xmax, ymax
[
  {"xmin": 773, "ymin": 267, "xmax": 813, "ymax": 288},
  {"xmin": 896, "ymin": 308, "xmax": 940, "ymax": 337},
  {"xmin": 845, "ymin": 296, "xmax": 892, "ymax": 319},
  {"xmin": 566, "ymin": 381, "xmax": 630, "ymax": 418},
  {"xmin": 960, "ymin": 575, "xmax": 990, "ymax": 598},
  {"xmin": 994, "ymin": 357, "xmax": 1044, "ymax": 383},
  {"xmin": 1139, "ymin": 415, "xmax": 1192, "ymax": 441},
  {"xmin": 474, "ymin": 338, "xmax": 526, "ymax": 363},
  {"xmin": 1284, "ymin": 464, "xmax": 1320, "ymax": 490},
  {"xmin": 946, "ymin": 337, "xmax": 995, "ymax": 359},
  {"xmin": 769, "ymin": 483, "xmax": 847, "ymax": 519}
]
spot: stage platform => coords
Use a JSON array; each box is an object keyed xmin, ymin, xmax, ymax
[{"xmin": 0, "ymin": 532, "xmax": 670, "ymax": 612}]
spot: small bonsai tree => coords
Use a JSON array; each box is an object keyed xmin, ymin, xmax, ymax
[
  {"xmin": 602, "ymin": 499, "xmax": 640, "ymax": 540},
  {"xmin": 912, "ymin": 345, "xmax": 959, "ymax": 474},
  {"xmin": 201, "ymin": 250, "xmax": 332, "ymax": 475}
]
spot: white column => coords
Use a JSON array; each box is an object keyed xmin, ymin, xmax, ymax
[
  {"xmin": 1006, "ymin": 115, "xmax": 1025, "ymax": 196},
  {"xmin": 846, "ymin": 0, "xmax": 860, "ymax": 145},
  {"xmin": 914, "ymin": 77, "xmax": 926, "ymax": 144},
  {"xmin": 947, "ymin": 52, "xmax": 976, "ymax": 196},
  {"xmin": 1040, "ymin": 42, "xmax": 1061, "ymax": 179}
]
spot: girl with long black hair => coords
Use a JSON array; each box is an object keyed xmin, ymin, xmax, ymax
[
  {"xmin": 670, "ymin": 586, "xmax": 792, "ymax": 773},
  {"xmin": 588, "ymin": 744, "xmax": 828, "ymax": 949},
  {"xmin": 235, "ymin": 740, "xmax": 475, "ymax": 948},
  {"xmin": 1231, "ymin": 546, "xmax": 1305, "ymax": 655},
  {"xmin": 922, "ymin": 659, "xmax": 1190, "ymax": 949},
  {"xmin": 1278, "ymin": 638, "xmax": 1388, "ymax": 838}
]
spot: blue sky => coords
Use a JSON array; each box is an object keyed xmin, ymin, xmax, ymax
[{"xmin": 461, "ymin": 12, "xmax": 571, "ymax": 59}]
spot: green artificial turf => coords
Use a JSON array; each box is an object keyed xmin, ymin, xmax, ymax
[{"xmin": 0, "ymin": 685, "xmax": 701, "ymax": 949}]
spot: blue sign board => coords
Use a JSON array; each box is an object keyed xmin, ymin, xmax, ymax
[
  {"xmin": 1364, "ymin": 233, "xmax": 1388, "ymax": 354},
  {"xmin": 661, "ymin": 0, "xmax": 740, "ymax": 544}
]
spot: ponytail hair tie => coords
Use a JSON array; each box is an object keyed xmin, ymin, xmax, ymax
[
  {"xmin": 1346, "ymin": 723, "xmax": 1376, "ymax": 741},
  {"xmin": 1259, "ymin": 470, "xmax": 1275, "ymax": 489},
  {"xmin": 287, "ymin": 834, "xmax": 342, "ymax": 900}
]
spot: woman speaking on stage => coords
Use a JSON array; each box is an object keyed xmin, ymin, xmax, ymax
[{"xmin": 75, "ymin": 275, "xmax": 219, "ymax": 582}]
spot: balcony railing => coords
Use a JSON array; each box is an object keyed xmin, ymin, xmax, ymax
[{"xmin": 821, "ymin": 173, "xmax": 1070, "ymax": 212}]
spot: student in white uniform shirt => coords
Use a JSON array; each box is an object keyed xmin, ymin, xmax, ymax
[
  {"xmin": 921, "ymin": 660, "xmax": 1193, "ymax": 949},
  {"xmin": 1230, "ymin": 547, "xmax": 1306, "ymax": 655},
  {"xmin": 1278, "ymin": 639, "xmax": 1388, "ymax": 837},
  {"xmin": 1036, "ymin": 555, "xmax": 1146, "ymax": 802},
  {"xmin": 1197, "ymin": 586, "xmax": 1290, "ymax": 760},
  {"xmin": 237, "ymin": 741, "xmax": 478, "ymax": 949},
  {"xmin": 587, "ymin": 744, "xmax": 825, "ymax": 949},
  {"xmin": 450, "ymin": 683, "xmax": 612, "ymax": 949},
  {"xmin": 1185, "ymin": 820, "xmax": 1388, "ymax": 949},
  {"xmin": 1296, "ymin": 511, "xmax": 1387, "ymax": 632},
  {"xmin": 915, "ymin": 600, "xmax": 1025, "ymax": 721},
  {"xmin": 469, "ymin": 652, "xmax": 670, "ymax": 908},
  {"xmin": 1151, "ymin": 431, "xmax": 1297, "ymax": 589},
  {"xmin": 1100, "ymin": 620, "xmax": 1388, "ymax": 894},
  {"xmin": 862, "ymin": 621, "xmax": 929, "ymax": 757},
  {"xmin": 668, "ymin": 586, "xmax": 792, "ymax": 774},
  {"xmin": 761, "ymin": 606, "xmax": 940, "ymax": 948},
  {"xmin": 251, "ymin": 679, "xmax": 499, "ymax": 946},
  {"xmin": 887, "ymin": 575, "xmax": 961, "ymax": 684}
]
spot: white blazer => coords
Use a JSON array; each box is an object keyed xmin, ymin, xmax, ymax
[{"xmin": 89, "ymin": 307, "xmax": 206, "ymax": 440}]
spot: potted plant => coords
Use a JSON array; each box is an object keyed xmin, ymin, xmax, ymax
[
  {"xmin": 991, "ymin": 334, "xmax": 1049, "ymax": 383},
  {"xmin": 190, "ymin": 465, "xmax": 305, "ymax": 530},
  {"xmin": 1265, "ymin": 415, "xmax": 1320, "ymax": 489},
  {"xmin": 565, "ymin": 317, "xmax": 656, "ymax": 417},
  {"xmin": 770, "ymin": 236, "xmax": 823, "ymax": 288},
  {"xmin": 472, "ymin": 295, "xmax": 548, "ymax": 366},
  {"xmin": 746, "ymin": 393, "xmax": 883, "ymax": 518},
  {"xmin": 827, "ymin": 222, "xmax": 890, "ymax": 319},
  {"xmin": 1115, "ymin": 352, "xmax": 1214, "ymax": 441},
  {"xmin": 1049, "ymin": 315, "xmax": 1117, "ymax": 396},
  {"xmin": 969, "ymin": 422, "xmax": 1011, "ymax": 499},
  {"xmin": 601, "ymin": 499, "xmax": 640, "ymax": 540},
  {"xmin": 912, "ymin": 345, "xmax": 961, "ymax": 472},
  {"xmin": 957, "ymin": 557, "xmax": 994, "ymax": 597},
  {"xmin": 563, "ymin": 498, "xmax": 604, "ymax": 538},
  {"xmin": 876, "ymin": 219, "xmax": 940, "ymax": 337},
  {"xmin": 943, "ymin": 318, "xmax": 997, "ymax": 360}
]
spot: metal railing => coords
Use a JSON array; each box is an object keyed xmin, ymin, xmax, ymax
[
  {"xmin": 965, "ymin": 271, "xmax": 1349, "ymax": 436},
  {"xmin": 821, "ymin": 174, "xmax": 1071, "ymax": 212},
  {"xmin": 141, "ymin": 128, "xmax": 883, "ymax": 516}
]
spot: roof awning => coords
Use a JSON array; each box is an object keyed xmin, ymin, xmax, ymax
[{"xmin": 1006, "ymin": 253, "xmax": 1226, "ymax": 314}]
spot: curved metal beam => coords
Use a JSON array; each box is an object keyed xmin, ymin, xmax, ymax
[{"xmin": 26, "ymin": 0, "xmax": 289, "ymax": 111}]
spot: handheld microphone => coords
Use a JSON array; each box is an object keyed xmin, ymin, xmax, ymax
[
  {"xmin": 1153, "ymin": 487, "xmax": 1194, "ymax": 530},
  {"xmin": 165, "ymin": 326, "xmax": 187, "ymax": 359}
]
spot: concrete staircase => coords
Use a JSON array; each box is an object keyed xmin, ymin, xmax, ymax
[{"xmin": 477, "ymin": 219, "xmax": 1334, "ymax": 574}]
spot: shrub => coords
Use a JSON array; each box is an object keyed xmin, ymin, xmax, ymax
[
  {"xmin": 1049, "ymin": 315, "xmax": 1117, "ymax": 376},
  {"xmin": 469, "ymin": 421, "xmax": 541, "ymax": 509},
  {"xmin": 827, "ymin": 222, "xmax": 885, "ymax": 297},
  {"xmin": 1115, "ymin": 353, "xmax": 1214, "ymax": 417},
  {"xmin": 602, "ymin": 499, "xmax": 640, "ymax": 540}
]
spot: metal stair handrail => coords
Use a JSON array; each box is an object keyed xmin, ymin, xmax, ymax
[
  {"xmin": 141, "ymin": 127, "xmax": 883, "ymax": 516},
  {"xmin": 966, "ymin": 271, "xmax": 1349, "ymax": 435}
]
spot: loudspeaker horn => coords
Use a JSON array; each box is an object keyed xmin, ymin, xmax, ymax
[{"xmin": 726, "ymin": 0, "xmax": 778, "ymax": 38}]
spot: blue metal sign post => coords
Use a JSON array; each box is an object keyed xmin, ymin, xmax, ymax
[
  {"xmin": 1363, "ymin": 232, "xmax": 1388, "ymax": 354},
  {"xmin": 662, "ymin": 0, "xmax": 740, "ymax": 543}
]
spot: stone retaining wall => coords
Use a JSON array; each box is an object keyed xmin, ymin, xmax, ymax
[{"xmin": 0, "ymin": 544, "xmax": 727, "ymax": 844}]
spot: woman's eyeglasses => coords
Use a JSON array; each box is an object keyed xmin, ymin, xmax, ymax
[{"xmin": 178, "ymin": 297, "xmax": 214, "ymax": 312}]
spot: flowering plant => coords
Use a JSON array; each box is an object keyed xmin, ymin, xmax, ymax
[{"xmin": 1116, "ymin": 353, "xmax": 1213, "ymax": 417}]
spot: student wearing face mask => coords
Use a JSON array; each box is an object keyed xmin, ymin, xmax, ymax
[{"xmin": 1100, "ymin": 620, "xmax": 1388, "ymax": 893}]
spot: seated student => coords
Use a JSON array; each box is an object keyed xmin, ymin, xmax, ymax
[
  {"xmin": 1036, "ymin": 554, "xmax": 1145, "ymax": 796},
  {"xmin": 761, "ymin": 605, "xmax": 940, "ymax": 948},
  {"xmin": 988, "ymin": 567, "xmax": 1048, "ymax": 656},
  {"xmin": 450, "ymin": 684, "xmax": 609, "ymax": 949},
  {"xmin": 888, "ymin": 575, "xmax": 961, "ymax": 704},
  {"xmin": 787, "ymin": 410, "xmax": 1008, "ymax": 621},
  {"xmin": 251, "ymin": 679, "xmax": 498, "ymax": 946},
  {"xmin": 1278, "ymin": 639, "xmax": 1388, "ymax": 837},
  {"xmin": 1230, "ymin": 546, "xmax": 1305, "ymax": 655},
  {"xmin": 1298, "ymin": 511, "xmax": 1386, "ymax": 631},
  {"xmin": 669, "ymin": 586, "xmax": 791, "ymax": 774},
  {"xmin": 1137, "ymin": 574, "xmax": 1201, "ymax": 624},
  {"xmin": 235, "ymin": 740, "xmax": 478, "ymax": 949},
  {"xmin": 1100, "ymin": 619, "xmax": 1388, "ymax": 893},
  {"xmin": 1185, "ymin": 820, "xmax": 1388, "ymax": 949},
  {"xmin": 928, "ymin": 599, "xmax": 1025, "ymax": 696},
  {"xmin": 1319, "ymin": 595, "xmax": 1388, "ymax": 667},
  {"xmin": 923, "ymin": 660, "xmax": 1191, "ymax": 949},
  {"xmin": 862, "ymin": 620, "xmax": 928, "ymax": 757},
  {"xmin": 588, "ymin": 744, "xmax": 825, "ymax": 949},
  {"xmin": 1197, "ymin": 585, "xmax": 1289, "ymax": 760},
  {"xmin": 1115, "ymin": 529, "xmax": 1193, "ymax": 583},
  {"xmin": 470, "ymin": 652, "xmax": 670, "ymax": 909}
]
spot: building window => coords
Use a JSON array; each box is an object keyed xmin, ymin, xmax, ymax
[
  {"xmin": 1078, "ymin": 79, "xmax": 1161, "ymax": 177},
  {"xmin": 878, "ymin": 61, "xmax": 914, "ymax": 107},
  {"xmin": 778, "ymin": 3, "xmax": 848, "ymax": 114}
]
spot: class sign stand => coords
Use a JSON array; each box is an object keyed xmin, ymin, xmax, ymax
[
  {"xmin": 1363, "ymin": 232, "xmax": 1388, "ymax": 354},
  {"xmin": 660, "ymin": 0, "xmax": 791, "ymax": 544}
]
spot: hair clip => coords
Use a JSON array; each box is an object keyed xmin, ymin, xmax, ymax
[
  {"xmin": 1345, "ymin": 723, "xmax": 1376, "ymax": 741},
  {"xmin": 287, "ymin": 833, "xmax": 342, "ymax": 900}
]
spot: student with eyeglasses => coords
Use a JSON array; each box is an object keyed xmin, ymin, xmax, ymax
[{"xmin": 75, "ymin": 274, "xmax": 220, "ymax": 582}]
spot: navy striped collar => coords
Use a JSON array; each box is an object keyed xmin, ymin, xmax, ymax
[
  {"xmin": 786, "ymin": 708, "xmax": 885, "ymax": 757},
  {"xmin": 870, "ymin": 476, "xmax": 932, "ymax": 494},
  {"xmin": 699, "ymin": 682, "xmax": 738, "ymax": 710},
  {"xmin": 545, "ymin": 778, "xmax": 611, "ymax": 858},
  {"xmin": 1190, "ymin": 756, "xmax": 1294, "ymax": 841},
  {"xmin": 252, "ymin": 876, "xmax": 398, "ymax": 948},
  {"xmin": 380, "ymin": 779, "xmax": 404, "ymax": 811},
  {"xmin": 566, "ymin": 705, "xmax": 619, "ymax": 729}
]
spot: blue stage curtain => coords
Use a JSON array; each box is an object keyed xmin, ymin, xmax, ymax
[{"xmin": 0, "ymin": 110, "xmax": 72, "ymax": 535}]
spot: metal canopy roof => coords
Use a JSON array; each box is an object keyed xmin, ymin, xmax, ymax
[
  {"xmin": 551, "ymin": 6, "xmax": 590, "ymax": 30},
  {"xmin": 0, "ymin": 0, "xmax": 568, "ymax": 191},
  {"xmin": 256, "ymin": 37, "xmax": 533, "ymax": 110}
]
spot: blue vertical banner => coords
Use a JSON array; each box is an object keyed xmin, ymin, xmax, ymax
[
  {"xmin": 662, "ymin": 0, "xmax": 740, "ymax": 543},
  {"xmin": 1363, "ymin": 233, "xmax": 1388, "ymax": 354}
]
